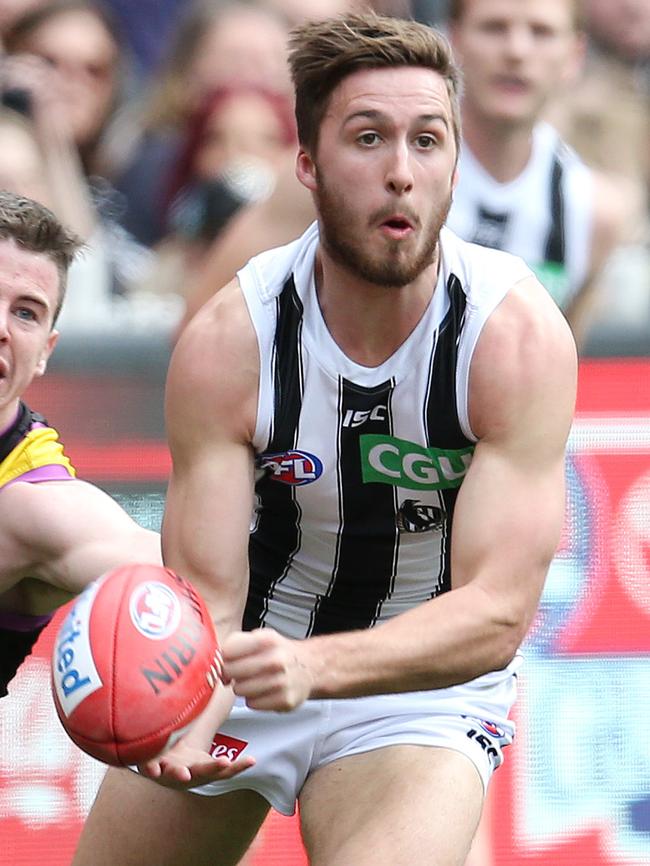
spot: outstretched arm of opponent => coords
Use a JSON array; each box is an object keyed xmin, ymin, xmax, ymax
[
  {"xmin": 222, "ymin": 274, "xmax": 577, "ymax": 708},
  {"xmin": 0, "ymin": 478, "xmax": 161, "ymax": 608}
]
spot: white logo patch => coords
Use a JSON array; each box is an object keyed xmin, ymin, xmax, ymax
[
  {"xmin": 52, "ymin": 577, "xmax": 104, "ymax": 717},
  {"xmin": 129, "ymin": 581, "xmax": 181, "ymax": 640}
]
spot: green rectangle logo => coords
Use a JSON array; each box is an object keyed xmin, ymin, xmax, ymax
[{"xmin": 360, "ymin": 434, "xmax": 474, "ymax": 490}]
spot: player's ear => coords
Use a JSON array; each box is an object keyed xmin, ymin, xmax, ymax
[
  {"xmin": 35, "ymin": 329, "xmax": 58, "ymax": 377},
  {"xmin": 296, "ymin": 148, "xmax": 317, "ymax": 192}
]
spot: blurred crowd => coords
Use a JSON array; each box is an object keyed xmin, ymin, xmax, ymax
[{"xmin": 0, "ymin": 0, "xmax": 647, "ymax": 347}]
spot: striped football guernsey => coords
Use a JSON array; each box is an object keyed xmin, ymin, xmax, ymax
[
  {"xmin": 237, "ymin": 222, "xmax": 531, "ymax": 639},
  {"xmin": 447, "ymin": 122, "xmax": 593, "ymax": 310}
]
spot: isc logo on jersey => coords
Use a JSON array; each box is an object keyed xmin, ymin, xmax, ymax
[
  {"xmin": 360, "ymin": 434, "xmax": 474, "ymax": 491},
  {"xmin": 259, "ymin": 450, "xmax": 323, "ymax": 486},
  {"xmin": 52, "ymin": 577, "xmax": 104, "ymax": 717}
]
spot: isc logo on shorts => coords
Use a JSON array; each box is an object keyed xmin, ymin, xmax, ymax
[{"xmin": 210, "ymin": 733, "xmax": 249, "ymax": 762}]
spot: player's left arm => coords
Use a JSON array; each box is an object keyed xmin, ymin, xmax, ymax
[{"xmin": 222, "ymin": 275, "xmax": 577, "ymax": 708}]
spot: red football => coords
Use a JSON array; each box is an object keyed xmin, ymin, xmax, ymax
[{"xmin": 51, "ymin": 563, "xmax": 220, "ymax": 767}]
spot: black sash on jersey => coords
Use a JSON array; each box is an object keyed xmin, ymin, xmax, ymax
[
  {"xmin": 0, "ymin": 402, "xmax": 47, "ymax": 464},
  {"xmin": 545, "ymin": 153, "xmax": 566, "ymax": 265}
]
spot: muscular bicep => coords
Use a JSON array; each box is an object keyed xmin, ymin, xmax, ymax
[
  {"xmin": 450, "ymin": 275, "xmax": 577, "ymax": 639},
  {"xmin": 162, "ymin": 278, "xmax": 259, "ymax": 636},
  {"xmin": 450, "ymin": 439, "xmax": 566, "ymax": 636}
]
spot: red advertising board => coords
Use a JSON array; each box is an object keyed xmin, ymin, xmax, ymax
[{"xmin": 1, "ymin": 359, "xmax": 648, "ymax": 865}]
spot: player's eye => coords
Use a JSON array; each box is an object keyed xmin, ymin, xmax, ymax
[
  {"xmin": 15, "ymin": 307, "xmax": 38, "ymax": 322},
  {"xmin": 531, "ymin": 23, "xmax": 555, "ymax": 39},
  {"xmin": 415, "ymin": 134, "xmax": 437, "ymax": 149},
  {"xmin": 357, "ymin": 131, "xmax": 381, "ymax": 146}
]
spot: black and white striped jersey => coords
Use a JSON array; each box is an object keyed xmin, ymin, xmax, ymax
[
  {"xmin": 447, "ymin": 122, "xmax": 593, "ymax": 310},
  {"xmin": 238, "ymin": 222, "xmax": 531, "ymax": 639}
]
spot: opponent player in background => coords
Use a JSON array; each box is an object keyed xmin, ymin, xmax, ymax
[
  {"xmin": 0, "ymin": 190, "xmax": 161, "ymax": 698},
  {"xmin": 74, "ymin": 14, "xmax": 577, "ymax": 866},
  {"xmin": 446, "ymin": 0, "xmax": 639, "ymax": 344}
]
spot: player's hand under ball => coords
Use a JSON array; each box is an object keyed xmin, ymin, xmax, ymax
[{"xmin": 137, "ymin": 738, "xmax": 256, "ymax": 789}]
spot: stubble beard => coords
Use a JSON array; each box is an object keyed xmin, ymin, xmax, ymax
[{"xmin": 314, "ymin": 174, "xmax": 453, "ymax": 288}]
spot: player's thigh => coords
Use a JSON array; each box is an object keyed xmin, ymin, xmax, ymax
[
  {"xmin": 72, "ymin": 767, "xmax": 270, "ymax": 866},
  {"xmin": 299, "ymin": 745, "xmax": 484, "ymax": 866}
]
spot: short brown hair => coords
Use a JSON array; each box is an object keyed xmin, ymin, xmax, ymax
[
  {"xmin": 448, "ymin": 0, "xmax": 584, "ymax": 30},
  {"xmin": 288, "ymin": 13, "xmax": 463, "ymax": 156},
  {"xmin": 0, "ymin": 191, "xmax": 82, "ymax": 325}
]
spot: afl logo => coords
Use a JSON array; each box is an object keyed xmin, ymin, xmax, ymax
[
  {"xmin": 259, "ymin": 450, "xmax": 323, "ymax": 486},
  {"xmin": 129, "ymin": 581, "xmax": 181, "ymax": 640}
]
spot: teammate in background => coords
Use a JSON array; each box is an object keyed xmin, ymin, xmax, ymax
[
  {"xmin": 74, "ymin": 15, "xmax": 576, "ymax": 866},
  {"xmin": 445, "ymin": 0, "xmax": 639, "ymax": 345},
  {"xmin": 0, "ymin": 190, "xmax": 161, "ymax": 698}
]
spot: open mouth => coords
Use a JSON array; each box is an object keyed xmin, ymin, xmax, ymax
[
  {"xmin": 380, "ymin": 216, "xmax": 414, "ymax": 237},
  {"xmin": 383, "ymin": 217, "xmax": 412, "ymax": 229}
]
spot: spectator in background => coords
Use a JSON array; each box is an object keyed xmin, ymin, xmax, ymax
[
  {"xmin": 545, "ymin": 0, "xmax": 650, "ymax": 341},
  {"xmin": 106, "ymin": 0, "xmax": 292, "ymax": 248},
  {"xmin": 445, "ymin": 0, "xmax": 643, "ymax": 348},
  {"xmin": 2, "ymin": 0, "xmax": 133, "ymax": 178},
  {"xmin": 148, "ymin": 83, "xmax": 297, "ymax": 299},
  {"xmin": 570, "ymin": 0, "xmax": 650, "ymax": 188},
  {"xmin": 0, "ymin": 104, "xmax": 168, "ymax": 333},
  {"xmin": 0, "ymin": 1, "xmax": 182, "ymax": 332}
]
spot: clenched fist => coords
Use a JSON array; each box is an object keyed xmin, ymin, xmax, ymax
[{"xmin": 221, "ymin": 629, "xmax": 317, "ymax": 711}]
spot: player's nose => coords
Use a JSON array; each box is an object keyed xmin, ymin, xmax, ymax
[
  {"xmin": 0, "ymin": 305, "xmax": 10, "ymax": 340},
  {"xmin": 384, "ymin": 141, "xmax": 414, "ymax": 195},
  {"xmin": 503, "ymin": 24, "xmax": 533, "ymax": 59}
]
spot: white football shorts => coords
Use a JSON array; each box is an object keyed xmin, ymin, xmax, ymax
[{"xmin": 189, "ymin": 655, "xmax": 521, "ymax": 815}]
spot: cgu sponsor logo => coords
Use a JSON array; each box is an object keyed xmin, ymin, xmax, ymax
[
  {"xmin": 342, "ymin": 404, "xmax": 387, "ymax": 428},
  {"xmin": 258, "ymin": 450, "xmax": 323, "ymax": 486},
  {"xmin": 129, "ymin": 581, "xmax": 182, "ymax": 640},
  {"xmin": 52, "ymin": 578, "xmax": 104, "ymax": 716},
  {"xmin": 360, "ymin": 434, "xmax": 474, "ymax": 491}
]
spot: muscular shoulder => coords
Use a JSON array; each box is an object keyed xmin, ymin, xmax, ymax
[
  {"xmin": 166, "ymin": 278, "xmax": 259, "ymax": 449},
  {"xmin": 469, "ymin": 275, "xmax": 577, "ymax": 452}
]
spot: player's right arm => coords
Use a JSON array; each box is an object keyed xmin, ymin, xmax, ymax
[{"xmin": 140, "ymin": 278, "xmax": 260, "ymax": 786}]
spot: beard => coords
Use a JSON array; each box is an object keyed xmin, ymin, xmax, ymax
[{"xmin": 314, "ymin": 171, "xmax": 453, "ymax": 288}]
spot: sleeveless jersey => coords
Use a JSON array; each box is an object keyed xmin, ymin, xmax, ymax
[
  {"xmin": 447, "ymin": 122, "xmax": 593, "ymax": 310},
  {"xmin": 0, "ymin": 402, "xmax": 76, "ymax": 696},
  {"xmin": 237, "ymin": 222, "xmax": 531, "ymax": 639}
]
